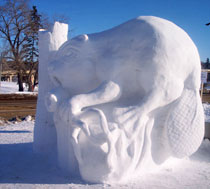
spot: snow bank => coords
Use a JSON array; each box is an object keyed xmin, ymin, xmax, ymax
[
  {"xmin": 35, "ymin": 16, "xmax": 204, "ymax": 183},
  {"xmin": 0, "ymin": 81, "xmax": 38, "ymax": 94},
  {"xmin": 203, "ymin": 103, "xmax": 210, "ymax": 122},
  {"xmin": 0, "ymin": 82, "xmax": 19, "ymax": 93}
]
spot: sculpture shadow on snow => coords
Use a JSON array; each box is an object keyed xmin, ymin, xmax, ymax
[{"xmin": 0, "ymin": 142, "xmax": 83, "ymax": 184}]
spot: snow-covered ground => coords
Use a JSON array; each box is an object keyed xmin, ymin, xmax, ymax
[
  {"xmin": 0, "ymin": 120, "xmax": 210, "ymax": 188},
  {"xmin": 203, "ymin": 103, "xmax": 210, "ymax": 123},
  {"xmin": 0, "ymin": 82, "xmax": 210, "ymax": 188},
  {"xmin": 0, "ymin": 81, "xmax": 38, "ymax": 94}
]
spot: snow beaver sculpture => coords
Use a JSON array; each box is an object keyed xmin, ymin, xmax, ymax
[{"xmin": 45, "ymin": 16, "xmax": 204, "ymax": 183}]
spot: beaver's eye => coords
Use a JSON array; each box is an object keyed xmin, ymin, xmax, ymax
[
  {"xmin": 59, "ymin": 43, "xmax": 79, "ymax": 58},
  {"xmin": 66, "ymin": 50, "xmax": 78, "ymax": 58}
]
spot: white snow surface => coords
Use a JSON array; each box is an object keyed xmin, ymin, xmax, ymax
[
  {"xmin": 203, "ymin": 103, "xmax": 210, "ymax": 122},
  {"xmin": 0, "ymin": 81, "xmax": 19, "ymax": 93},
  {"xmin": 0, "ymin": 81, "xmax": 38, "ymax": 94},
  {"xmin": 35, "ymin": 16, "xmax": 204, "ymax": 183},
  {"xmin": 0, "ymin": 121, "xmax": 210, "ymax": 188}
]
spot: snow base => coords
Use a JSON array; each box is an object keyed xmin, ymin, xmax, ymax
[{"xmin": 1, "ymin": 122, "xmax": 210, "ymax": 188}]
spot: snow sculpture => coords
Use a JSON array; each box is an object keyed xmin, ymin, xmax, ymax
[{"xmin": 35, "ymin": 16, "xmax": 205, "ymax": 183}]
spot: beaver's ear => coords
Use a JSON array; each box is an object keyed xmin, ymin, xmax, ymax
[
  {"xmin": 57, "ymin": 35, "xmax": 88, "ymax": 57},
  {"xmin": 72, "ymin": 34, "xmax": 89, "ymax": 43}
]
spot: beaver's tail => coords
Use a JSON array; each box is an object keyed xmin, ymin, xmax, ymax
[{"xmin": 166, "ymin": 88, "xmax": 204, "ymax": 158}]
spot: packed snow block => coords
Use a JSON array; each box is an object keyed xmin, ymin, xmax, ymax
[
  {"xmin": 39, "ymin": 16, "xmax": 204, "ymax": 183},
  {"xmin": 34, "ymin": 22, "xmax": 68, "ymax": 153}
]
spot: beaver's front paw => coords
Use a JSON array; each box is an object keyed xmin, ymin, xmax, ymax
[
  {"xmin": 45, "ymin": 93, "xmax": 58, "ymax": 112},
  {"xmin": 113, "ymin": 106, "xmax": 148, "ymax": 138}
]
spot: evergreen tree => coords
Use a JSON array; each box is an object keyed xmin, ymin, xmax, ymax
[
  {"xmin": 206, "ymin": 58, "xmax": 210, "ymax": 69},
  {"xmin": 23, "ymin": 6, "xmax": 42, "ymax": 91}
]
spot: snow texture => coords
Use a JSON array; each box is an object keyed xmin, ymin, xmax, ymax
[{"xmin": 34, "ymin": 16, "xmax": 205, "ymax": 183}]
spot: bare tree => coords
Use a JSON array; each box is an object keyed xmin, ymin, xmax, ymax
[
  {"xmin": 0, "ymin": 0, "xmax": 31, "ymax": 91},
  {"xmin": 0, "ymin": 0, "xmax": 70, "ymax": 91}
]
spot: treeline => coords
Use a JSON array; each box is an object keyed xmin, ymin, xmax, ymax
[
  {"xmin": 0, "ymin": 0, "xmax": 68, "ymax": 91},
  {"xmin": 202, "ymin": 58, "xmax": 210, "ymax": 69}
]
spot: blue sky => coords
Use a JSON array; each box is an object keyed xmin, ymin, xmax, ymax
[{"xmin": 31, "ymin": 0, "xmax": 210, "ymax": 61}]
